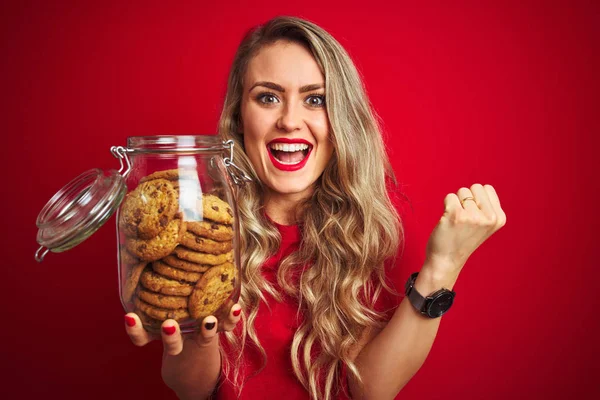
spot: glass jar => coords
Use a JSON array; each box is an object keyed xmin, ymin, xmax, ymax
[{"xmin": 35, "ymin": 135, "xmax": 250, "ymax": 333}]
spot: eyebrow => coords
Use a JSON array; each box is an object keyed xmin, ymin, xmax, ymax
[{"xmin": 249, "ymin": 81, "xmax": 324, "ymax": 93}]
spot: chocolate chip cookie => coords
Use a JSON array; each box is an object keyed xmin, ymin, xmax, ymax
[
  {"xmin": 120, "ymin": 247, "xmax": 140, "ymax": 266},
  {"xmin": 137, "ymin": 288, "xmax": 188, "ymax": 310},
  {"xmin": 122, "ymin": 262, "xmax": 149, "ymax": 303},
  {"xmin": 188, "ymin": 262, "xmax": 236, "ymax": 320},
  {"xmin": 119, "ymin": 179, "xmax": 178, "ymax": 239},
  {"xmin": 133, "ymin": 296, "xmax": 189, "ymax": 321},
  {"xmin": 186, "ymin": 220, "xmax": 234, "ymax": 242},
  {"xmin": 201, "ymin": 194, "xmax": 233, "ymax": 225},
  {"xmin": 139, "ymin": 268, "xmax": 194, "ymax": 296},
  {"xmin": 180, "ymin": 232, "xmax": 233, "ymax": 255},
  {"xmin": 162, "ymin": 255, "xmax": 212, "ymax": 273},
  {"xmin": 173, "ymin": 247, "xmax": 233, "ymax": 265},
  {"xmin": 152, "ymin": 260, "xmax": 203, "ymax": 283},
  {"xmin": 125, "ymin": 219, "xmax": 186, "ymax": 261},
  {"xmin": 139, "ymin": 169, "xmax": 180, "ymax": 183}
]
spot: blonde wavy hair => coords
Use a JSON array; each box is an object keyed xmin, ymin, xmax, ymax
[{"xmin": 217, "ymin": 16, "xmax": 403, "ymax": 399}]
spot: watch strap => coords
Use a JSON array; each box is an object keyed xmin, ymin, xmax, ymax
[
  {"xmin": 405, "ymin": 271, "xmax": 456, "ymax": 318},
  {"xmin": 406, "ymin": 272, "xmax": 427, "ymax": 314}
]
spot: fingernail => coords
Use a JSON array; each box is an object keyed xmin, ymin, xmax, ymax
[
  {"xmin": 233, "ymin": 309, "xmax": 241, "ymax": 317},
  {"xmin": 124, "ymin": 315, "xmax": 136, "ymax": 327},
  {"xmin": 162, "ymin": 325, "xmax": 176, "ymax": 336},
  {"xmin": 205, "ymin": 321, "xmax": 216, "ymax": 330}
]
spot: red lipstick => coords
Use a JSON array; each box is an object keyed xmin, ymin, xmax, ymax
[
  {"xmin": 267, "ymin": 138, "xmax": 313, "ymax": 172},
  {"xmin": 268, "ymin": 138, "xmax": 312, "ymax": 145}
]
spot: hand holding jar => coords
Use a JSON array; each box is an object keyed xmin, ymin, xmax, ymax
[{"xmin": 124, "ymin": 303, "xmax": 243, "ymax": 356}]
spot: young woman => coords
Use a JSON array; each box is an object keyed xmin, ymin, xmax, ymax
[{"xmin": 125, "ymin": 16, "xmax": 506, "ymax": 400}]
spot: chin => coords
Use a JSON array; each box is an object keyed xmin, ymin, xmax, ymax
[{"xmin": 267, "ymin": 180, "xmax": 316, "ymax": 197}]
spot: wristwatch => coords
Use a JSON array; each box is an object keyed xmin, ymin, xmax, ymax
[{"xmin": 404, "ymin": 272, "xmax": 456, "ymax": 318}]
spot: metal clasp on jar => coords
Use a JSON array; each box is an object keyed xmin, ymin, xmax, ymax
[
  {"xmin": 223, "ymin": 140, "xmax": 252, "ymax": 186},
  {"xmin": 110, "ymin": 146, "xmax": 133, "ymax": 178}
]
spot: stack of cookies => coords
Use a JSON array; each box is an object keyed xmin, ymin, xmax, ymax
[{"xmin": 119, "ymin": 169, "xmax": 238, "ymax": 330}]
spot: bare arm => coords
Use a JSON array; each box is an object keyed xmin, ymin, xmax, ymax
[
  {"xmin": 349, "ymin": 184, "xmax": 506, "ymax": 399},
  {"xmin": 348, "ymin": 264, "xmax": 457, "ymax": 399}
]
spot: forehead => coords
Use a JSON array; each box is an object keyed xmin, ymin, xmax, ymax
[{"xmin": 245, "ymin": 41, "xmax": 324, "ymax": 88}]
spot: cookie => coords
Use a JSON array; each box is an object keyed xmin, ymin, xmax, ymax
[
  {"xmin": 139, "ymin": 269, "xmax": 194, "ymax": 296},
  {"xmin": 173, "ymin": 247, "xmax": 233, "ymax": 265},
  {"xmin": 119, "ymin": 179, "xmax": 178, "ymax": 239},
  {"xmin": 122, "ymin": 262, "xmax": 149, "ymax": 303},
  {"xmin": 180, "ymin": 232, "xmax": 233, "ymax": 255},
  {"xmin": 213, "ymin": 297, "xmax": 236, "ymax": 322},
  {"xmin": 120, "ymin": 247, "xmax": 140, "ymax": 266},
  {"xmin": 137, "ymin": 288, "xmax": 188, "ymax": 310},
  {"xmin": 188, "ymin": 262, "xmax": 237, "ymax": 320},
  {"xmin": 202, "ymin": 194, "xmax": 233, "ymax": 225},
  {"xmin": 133, "ymin": 296, "xmax": 189, "ymax": 321},
  {"xmin": 162, "ymin": 255, "xmax": 212, "ymax": 273},
  {"xmin": 139, "ymin": 169, "xmax": 180, "ymax": 183},
  {"xmin": 152, "ymin": 260, "xmax": 203, "ymax": 283},
  {"xmin": 187, "ymin": 221, "xmax": 234, "ymax": 242},
  {"xmin": 134, "ymin": 307, "xmax": 163, "ymax": 329},
  {"xmin": 125, "ymin": 219, "xmax": 186, "ymax": 261}
]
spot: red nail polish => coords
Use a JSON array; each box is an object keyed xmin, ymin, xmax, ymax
[
  {"xmin": 124, "ymin": 316, "xmax": 136, "ymax": 327},
  {"xmin": 233, "ymin": 309, "xmax": 241, "ymax": 317},
  {"xmin": 163, "ymin": 325, "xmax": 176, "ymax": 336}
]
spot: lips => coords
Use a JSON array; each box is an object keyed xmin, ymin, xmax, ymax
[{"xmin": 267, "ymin": 138, "xmax": 313, "ymax": 171}]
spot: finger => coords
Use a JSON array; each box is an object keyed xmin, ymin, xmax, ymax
[
  {"xmin": 443, "ymin": 193, "xmax": 462, "ymax": 217},
  {"xmin": 456, "ymin": 187, "xmax": 479, "ymax": 212},
  {"xmin": 221, "ymin": 304, "xmax": 243, "ymax": 332},
  {"xmin": 197, "ymin": 316, "xmax": 219, "ymax": 344},
  {"xmin": 161, "ymin": 320, "xmax": 183, "ymax": 356},
  {"xmin": 469, "ymin": 183, "xmax": 496, "ymax": 223},
  {"xmin": 484, "ymin": 184, "xmax": 502, "ymax": 207},
  {"xmin": 124, "ymin": 313, "xmax": 156, "ymax": 347},
  {"xmin": 484, "ymin": 185, "xmax": 507, "ymax": 227}
]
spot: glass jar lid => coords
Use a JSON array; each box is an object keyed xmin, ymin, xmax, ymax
[
  {"xmin": 34, "ymin": 136, "xmax": 251, "ymax": 262},
  {"xmin": 35, "ymin": 168, "xmax": 126, "ymax": 261}
]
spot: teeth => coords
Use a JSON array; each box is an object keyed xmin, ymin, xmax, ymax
[{"xmin": 269, "ymin": 143, "xmax": 309, "ymax": 152}]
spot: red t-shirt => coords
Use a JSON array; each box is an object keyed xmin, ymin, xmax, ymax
[{"xmin": 217, "ymin": 220, "xmax": 400, "ymax": 399}]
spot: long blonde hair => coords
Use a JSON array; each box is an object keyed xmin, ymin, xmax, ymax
[{"xmin": 218, "ymin": 16, "xmax": 403, "ymax": 399}]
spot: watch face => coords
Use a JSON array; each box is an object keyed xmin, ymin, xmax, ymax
[{"xmin": 427, "ymin": 292, "xmax": 455, "ymax": 317}]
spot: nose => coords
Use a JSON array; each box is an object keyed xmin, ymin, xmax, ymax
[{"xmin": 276, "ymin": 103, "xmax": 302, "ymax": 132}]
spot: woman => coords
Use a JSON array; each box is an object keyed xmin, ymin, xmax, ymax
[{"xmin": 125, "ymin": 16, "xmax": 506, "ymax": 399}]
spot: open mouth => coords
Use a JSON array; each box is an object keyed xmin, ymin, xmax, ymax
[{"xmin": 268, "ymin": 142, "xmax": 312, "ymax": 165}]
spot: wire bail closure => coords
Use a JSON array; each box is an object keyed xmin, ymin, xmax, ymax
[
  {"xmin": 223, "ymin": 140, "xmax": 252, "ymax": 186},
  {"xmin": 110, "ymin": 146, "xmax": 132, "ymax": 177},
  {"xmin": 109, "ymin": 141, "xmax": 250, "ymax": 186},
  {"xmin": 35, "ymin": 246, "xmax": 50, "ymax": 262}
]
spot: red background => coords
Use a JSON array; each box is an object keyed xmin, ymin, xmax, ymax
[{"xmin": 2, "ymin": 0, "xmax": 598, "ymax": 399}]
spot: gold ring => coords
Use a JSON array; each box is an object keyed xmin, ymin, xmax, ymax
[{"xmin": 460, "ymin": 196, "xmax": 476, "ymax": 207}]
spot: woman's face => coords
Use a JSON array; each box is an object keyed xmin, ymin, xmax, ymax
[{"xmin": 240, "ymin": 40, "xmax": 333, "ymax": 202}]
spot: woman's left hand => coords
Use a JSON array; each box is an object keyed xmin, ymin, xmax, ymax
[{"xmin": 424, "ymin": 183, "xmax": 507, "ymax": 279}]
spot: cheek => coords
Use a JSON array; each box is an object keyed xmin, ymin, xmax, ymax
[
  {"xmin": 309, "ymin": 114, "xmax": 331, "ymax": 142},
  {"xmin": 241, "ymin": 110, "xmax": 262, "ymax": 147},
  {"xmin": 242, "ymin": 122, "xmax": 265, "ymax": 151},
  {"xmin": 242, "ymin": 104, "xmax": 272, "ymax": 140},
  {"xmin": 322, "ymin": 142, "xmax": 335, "ymax": 166},
  {"xmin": 242, "ymin": 125, "xmax": 266, "ymax": 169}
]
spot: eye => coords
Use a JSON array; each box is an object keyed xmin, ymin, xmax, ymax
[
  {"xmin": 256, "ymin": 92, "xmax": 280, "ymax": 105},
  {"xmin": 305, "ymin": 94, "xmax": 326, "ymax": 108}
]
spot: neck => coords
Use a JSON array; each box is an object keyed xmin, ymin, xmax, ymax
[{"xmin": 264, "ymin": 191, "xmax": 310, "ymax": 226}]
